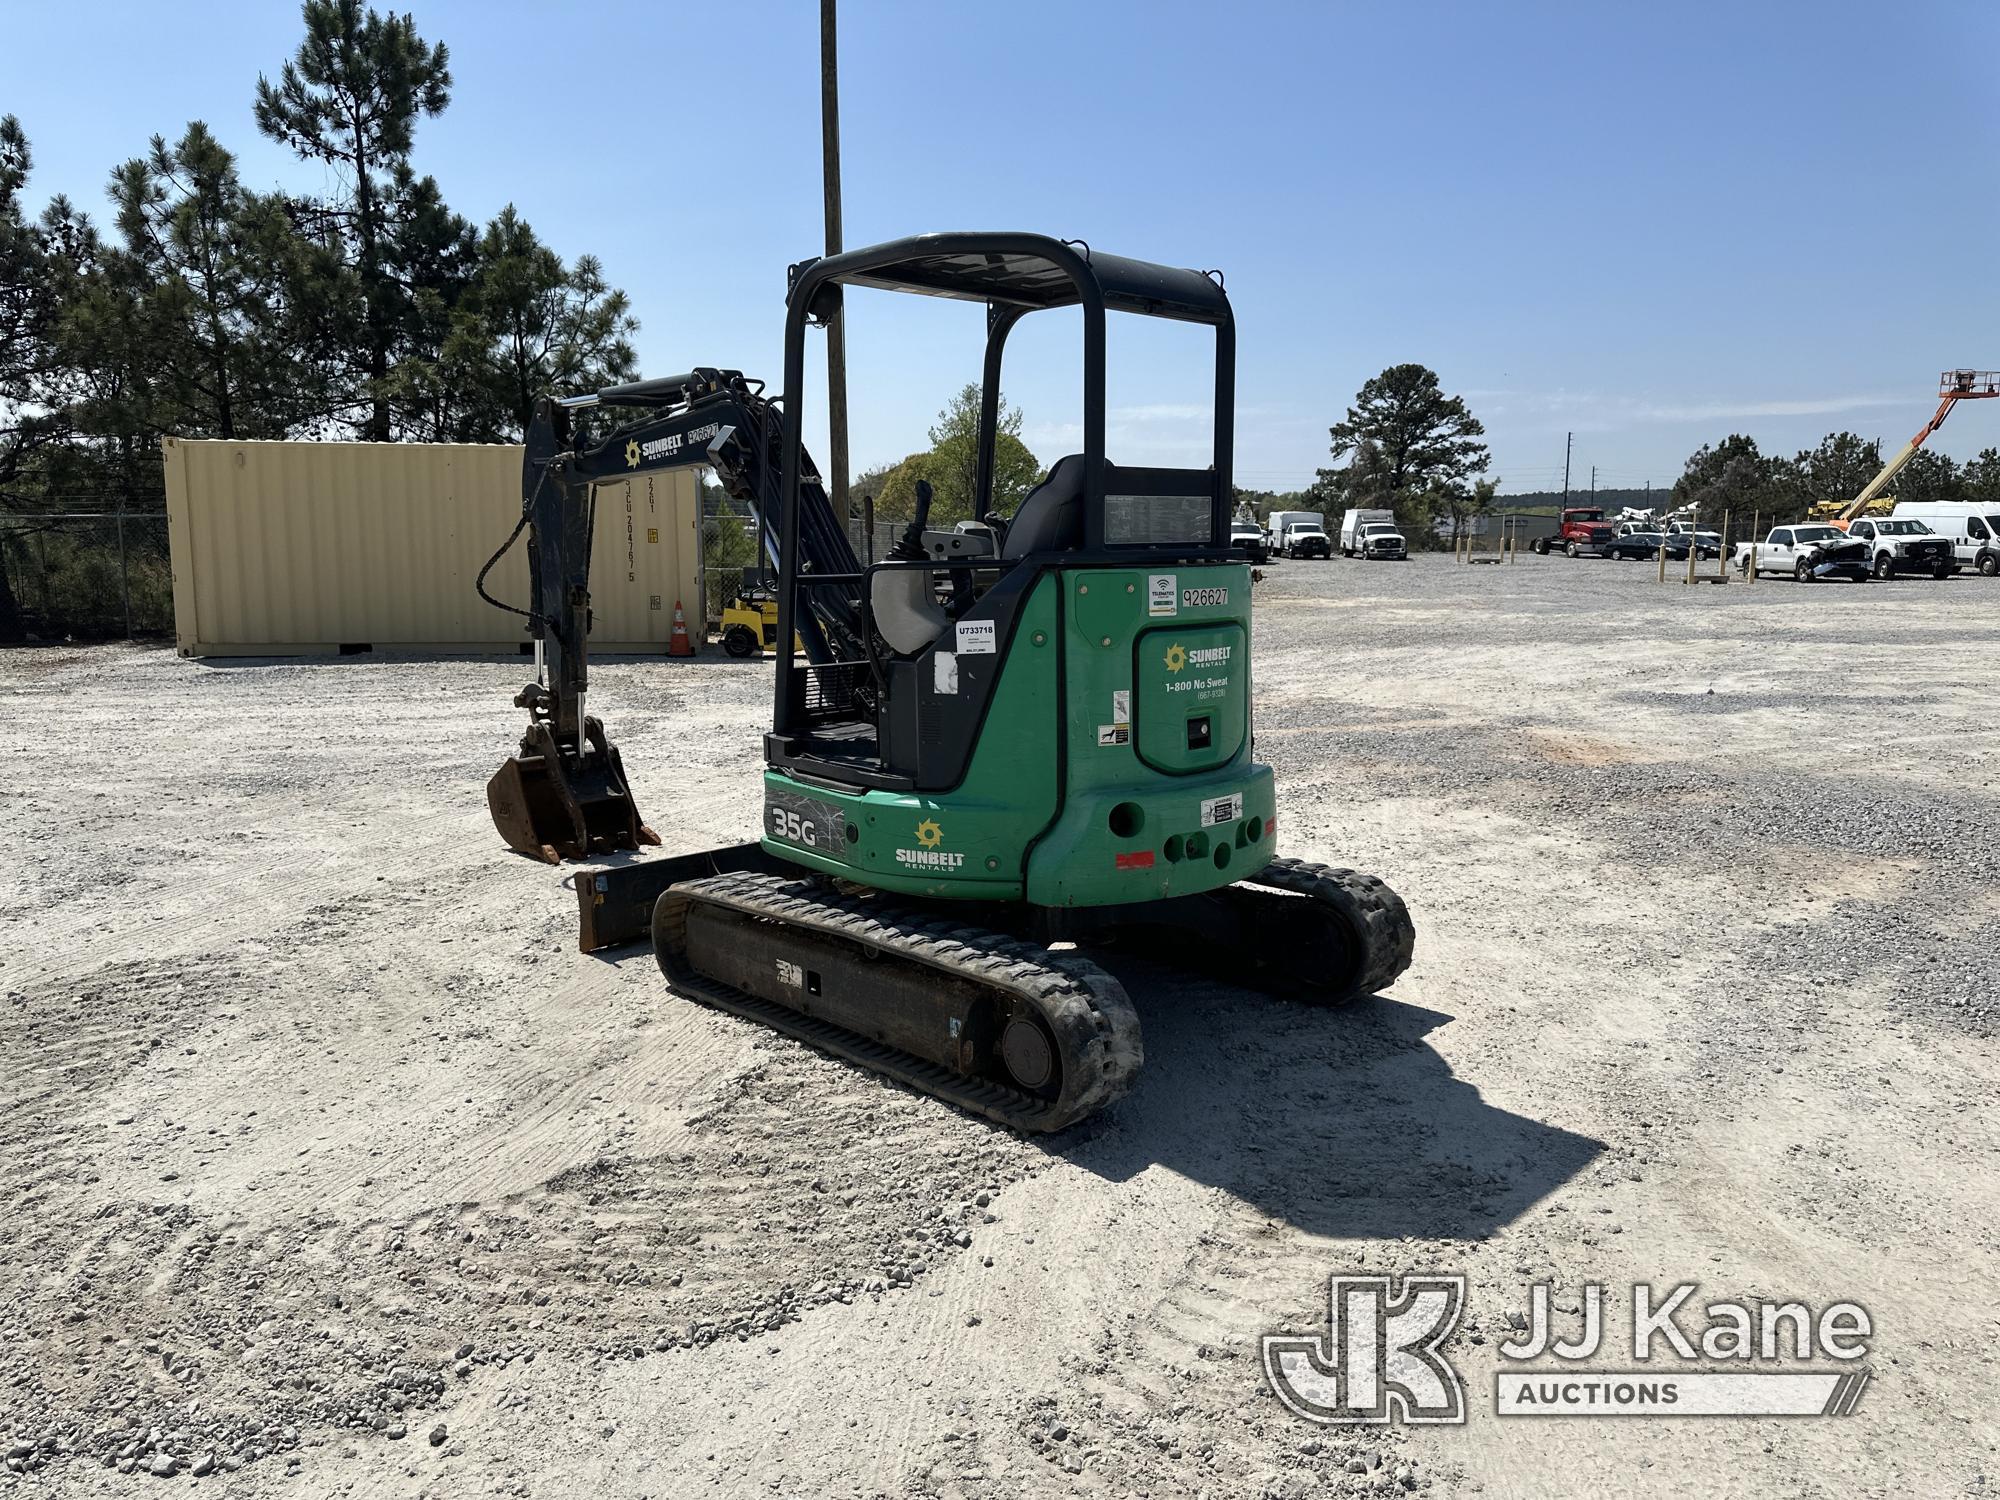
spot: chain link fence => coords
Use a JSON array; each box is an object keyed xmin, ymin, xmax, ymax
[{"xmin": 1, "ymin": 502, "xmax": 172, "ymax": 641}]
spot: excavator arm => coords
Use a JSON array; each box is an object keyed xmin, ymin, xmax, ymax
[{"xmin": 485, "ymin": 367, "xmax": 864, "ymax": 863}]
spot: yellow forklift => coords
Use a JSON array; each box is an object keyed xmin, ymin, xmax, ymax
[{"xmin": 718, "ymin": 588, "xmax": 782, "ymax": 657}]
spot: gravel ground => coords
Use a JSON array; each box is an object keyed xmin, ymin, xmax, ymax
[{"xmin": 2, "ymin": 552, "xmax": 1995, "ymax": 1498}]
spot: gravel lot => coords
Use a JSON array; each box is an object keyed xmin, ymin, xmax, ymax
[{"xmin": 2, "ymin": 552, "xmax": 1995, "ymax": 1498}]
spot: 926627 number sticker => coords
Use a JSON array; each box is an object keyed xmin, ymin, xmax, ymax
[{"xmin": 1182, "ymin": 586, "xmax": 1229, "ymax": 608}]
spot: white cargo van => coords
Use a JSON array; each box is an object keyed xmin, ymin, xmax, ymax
[{"xmin": 1891, "ymin": 502, "xmax": 2000, "ymax": 576}]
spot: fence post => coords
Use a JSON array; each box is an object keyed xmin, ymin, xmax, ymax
[
  {"xmin": 1718, "ymin": 508, "xmax": 1729, "ymax": 580},
  {"xmin": 1748, "ymin": 510, "xmax": 1759, "ymax": 585},
  {"xmin": 1684, "ymin": 506, "xmax": 1698, "ymax": 585},
  {"xmin": 1657, "ymin": 530, "xmax": 1667, "ymax": 583},
  {"xmin": 116, "ymin": 509, "xmax": 133, "ymax": 640}
]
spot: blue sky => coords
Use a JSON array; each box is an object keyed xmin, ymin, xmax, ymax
[{"xmin": 6, "ymin": 1, "xmax": 1998, "ymax": 492}]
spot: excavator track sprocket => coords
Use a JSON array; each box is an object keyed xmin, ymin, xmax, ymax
[{"xmin": 653, "ymin": 872, "xmax": 1142, "ymax": 1133}]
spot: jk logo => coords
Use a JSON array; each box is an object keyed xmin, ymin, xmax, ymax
[{"xmin": 1262, "ymin": 1274, "xmax": 1468, "ymax": 1425}]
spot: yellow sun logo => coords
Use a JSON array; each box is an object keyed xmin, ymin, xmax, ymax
[
  {"xmin": 624, "ymin": 439, "xmax": 641, "ymax": 468},
  {"xmin": 914, "ymin": 818, "xmax": 944, "ymax": 849},
  {"xmin": 1163, "ymin": 642, "xmax": 1188, "ymax": 674}
]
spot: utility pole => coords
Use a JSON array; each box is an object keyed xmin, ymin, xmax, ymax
[
  {"xmin": 1562, "ymin": 431, "xmax": 1573, "ymax": 500},
  {"xmin": 1590, "ymin": 464, "xmax": 1596, "ymax": 499},
  {"xmin": 820, "ymin": 0, "xmax": 855, "ymax": 553}
]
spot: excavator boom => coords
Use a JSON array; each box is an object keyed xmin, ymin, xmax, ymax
[{"xmin": 484, "ymin": 368, "xmax": 862, "ymax": 862}]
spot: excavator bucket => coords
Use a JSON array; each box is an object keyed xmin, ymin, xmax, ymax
[{"xmin": 486, "ymin": 720, "xmax": 660, "ymax": 864}]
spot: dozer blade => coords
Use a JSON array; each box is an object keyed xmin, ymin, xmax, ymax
[{"xmin": 486, "ymin": 719, "xmax": 660, "ymax": 865}]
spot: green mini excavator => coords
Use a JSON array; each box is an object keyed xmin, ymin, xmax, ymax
[{"xmin": 485, "ymin": 232, "xmax": 1413, "ymax": 1132}]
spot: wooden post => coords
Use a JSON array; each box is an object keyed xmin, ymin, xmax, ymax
[
  {"xmin": 115, "ymin": 508, "xmax": 133, "ymax": 639},
  {"xmin": 1747, "ymin": 509, "xmax": 1758, "ymax": 584},
  {"xmin": 1657, "ymin": 529, "xmax": 1668, "ymax": 584},
  {"xmin": 1684, "ymin": 507, "xmax": 1699, "ymax": 585},
  {"xmin": 1717, "ymin": 508, "xmax": 1730, "ymax": 579}
]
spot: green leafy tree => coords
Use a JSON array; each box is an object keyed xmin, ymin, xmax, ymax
[
  {"xmin": 1672, "ymin": 434, "xmax": 1780, "ymax": 520},
  {"xmin": 1316, "ymin": 365, "xmax": 1491, "ymax": 523},
  {"xmin": 1425, "ymin": 476, "xmax": 1499, "ymax": 548},
  {"xmin": 470, "ymin": 206, "xmax": 636, "ymax": 434},
  {"xmin": 874, "ymin": 385, "xmax": 1043, "ymax": 526},
  {"xmin": 1960, "ymin": 448, "xmax": 2000, "ymax": 505},
  {"xmin": 255, "ymin": 0, "xmax": 451, "ymax": 439},
  {"xmin": 1782, "ymin": 430, "xmax": 1884, "ymax": 509},
  {"xmin": 0, "ymin": 114, "xmax": 65, "ymax": 640},
  {"xmin": 1883, "ymin": 446, "xmax": 1962, "ymax": 506},
  {"xmin": 107, "ymin": 122, "xmax": 323, "ymax": 440}
]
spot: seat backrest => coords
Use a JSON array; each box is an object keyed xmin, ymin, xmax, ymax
[{"xmin": 1002, "ymin": 454, "xmax": 1087, "ymax": 560}]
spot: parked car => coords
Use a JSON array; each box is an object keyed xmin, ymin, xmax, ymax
[
  {"xmin": 1664, "ymin": 521, "xmax": 1725, "ymax": 558},
  {"xmin": 1606, "ymin": 530, "xmax": 1678, "ymax": 560},
  {"xmin": 1730, "ymin": 524, "xmax": 1870, "ymax": 582},
  {"xmin": 1846, "ymin": 517, "xmax": 1955, "ymax": 579},
  {"xmin": 1890, "ymin": 502, "xmax": 2000, "ymax": 576},
  {"xmin": 1229, "ymin": 522, "xmax": 1270, "ymax": 563}
]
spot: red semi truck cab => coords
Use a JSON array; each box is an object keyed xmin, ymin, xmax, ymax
[{"xmin": 1533, "ymin": 507, "xmax": 1615, "ymax": 556}]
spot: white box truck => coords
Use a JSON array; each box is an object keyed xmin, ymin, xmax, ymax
[
  {"xmin": 1340, "ymin": 508, "xmax": 1407, "ymax": 559},
  {"xmin": 1269, "ymin": 510, "xmax": 1330, "ymax": 559}
]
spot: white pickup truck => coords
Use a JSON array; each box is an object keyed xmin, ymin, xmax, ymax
[
  {"xmin": 1730, "ymin": 524, "xmax": 1870, "ymax": 582},
  {"xmin": 1846, "ymin": 516, "xmax": 1956, "ymax": 580}
]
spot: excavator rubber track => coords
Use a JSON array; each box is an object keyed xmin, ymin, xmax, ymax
[
  {"xmin": 1099, "ymin": 857, "xmax": 1415, "ymax": 1006},
  {"xmin": 653, "ymin": 872, "xmax": 1143, "ymax": 1133},
  {"xmin": 1225, "ymin": 857, "xmax": 1417, "ymax": 1002}
]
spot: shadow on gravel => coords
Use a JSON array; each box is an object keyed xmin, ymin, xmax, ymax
[{"xmin": 1062, "ymin": 955, "xmax": 1604, "ymax": 1241}]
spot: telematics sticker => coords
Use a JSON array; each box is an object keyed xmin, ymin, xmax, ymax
[
  {"xmin": 1200, "ymin": 793, "xmax": 1241, "ymax": 827},
  {"xmin": 1148, "ymin": 574, "xmax": 1178, "ymax": 616},
  {"xmin": 956, "ymin": 619, "xmax": 995, "ymax": 654}
]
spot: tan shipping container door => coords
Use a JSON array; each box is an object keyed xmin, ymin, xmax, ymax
[{"xmin": 163, "ymin": 438, "xmax": 700, "ymax": 656}]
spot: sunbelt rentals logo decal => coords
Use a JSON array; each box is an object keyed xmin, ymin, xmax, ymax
[
  {"xmin": 896, "ymin": 817, "xmax": 965, "ymax": 871},
  {"xmin": 1163, "ymin": 641, "xmax": 1231, "ymax": 674}
]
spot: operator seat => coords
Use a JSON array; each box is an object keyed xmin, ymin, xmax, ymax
[{"xmin": 1002, "ymin": 454, "xmax": 1088, "ymax": 559}]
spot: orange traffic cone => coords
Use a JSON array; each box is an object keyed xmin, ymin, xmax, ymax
[{"xmin": 668, "ymin": 599, "xmax": 695, "ymax": 658}]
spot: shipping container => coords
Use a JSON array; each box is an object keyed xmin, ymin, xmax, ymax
[{"xmin": 162, "ymin": 438, "xmax": 701, "ymax": 656}]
